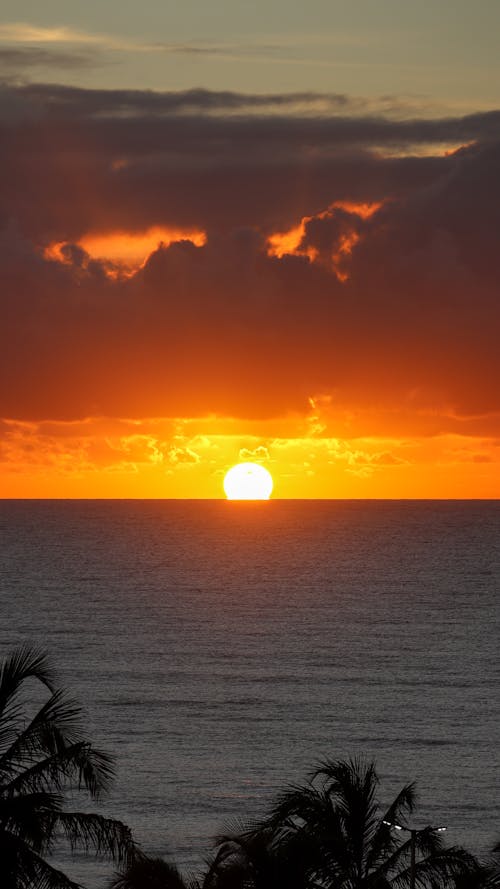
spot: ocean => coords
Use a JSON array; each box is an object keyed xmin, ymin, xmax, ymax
[{"xmin": 0, "ymin": 500, "xmax": 499, "ymax": 886}]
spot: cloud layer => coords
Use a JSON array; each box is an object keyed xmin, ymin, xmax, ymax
[{"xmin": 1, "ymin": 82, "xmax": 499, "ymax": 439}]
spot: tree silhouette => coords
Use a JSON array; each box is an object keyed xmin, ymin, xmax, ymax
[
  {"xmin": 209, "ymin": 758, "xmax": 479, "ymax": 889},
  {"xmin": 109, "ymin": 852, "xmax": 190, "ymax": 889},
  {"xmin": 454, "ymin": 840, "xmax": 500, "ymax": 888},
  {"xmin": 0, "ymin": 645, "xmax": 135, "ymax": 888},
  {"xmin": 203, "ymin": 820, "xmax": 313, "ymax": 889},
  {"xmin": 488, "ymin": 841, "xmax": 500, "ymax": 887}
]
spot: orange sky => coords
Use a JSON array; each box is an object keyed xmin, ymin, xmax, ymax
[
  {"xmin": 4, "ymin": 216, "xmax": 500, "ymax": 498},
  {"xmin": 1, "ymin": 83, "xmax": 499, "ymax": 497},
  {"xmin": 2, "ymin": 408, "xmax": 499, "ymax": 499}
]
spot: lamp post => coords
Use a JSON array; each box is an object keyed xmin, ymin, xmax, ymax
[{"xmin": 382, "ymin": 820, "xmax": 447, "ymax": 889}]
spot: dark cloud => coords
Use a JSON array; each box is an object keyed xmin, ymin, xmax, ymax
[
  {"xmin": 0, "ymin": 82, "xmax": 499, "ymax": 425},
  {"xmin": 0, "ymin": 82, "xmax": 361, "ymax": 120},
  {"xmin": 2, "ymin": 80, "xmax": 500, "ymax": 133},
  {"xmin": 0, "ymin": 81, "xmax": 460, "ymax": 239},
  {"xmin": 1, "ymin": 83, "xmax": 498, "ymax": 245},
  {"xmin": 0, "ymin": 46, "xmax": 98, "ymax": 71},
  {"xmin": 1, "ymin": 82, "xmax": 413, "ymax": 119}
]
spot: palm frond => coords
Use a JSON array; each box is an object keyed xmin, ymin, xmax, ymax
[
  {"xmin": 0, "ymin": 700, "xmax": 26, "ymax": 756},
  {"xmin": 380, "ymin": 782, "xmax": 416, "ymax": 827},
  {"xmin": 1, "ymin": 740, "xmax": 114, "ymax": 802},
  {"xmin": 368, "ymin": 833, "xmax": 412, "ymax": 885},
  {"xmin": 390, "ymin": 846, "xmax": 480, "ymax": 889},
  {"xmin": 53, "ymin": 810, "xmax": 136, "ymax": 863},
  {"xmin": 0, "ymin": 646, "xmax": 57, "ymax": 720},
  {"xmin": 0, "ymin": 791, "xmax": 64, "ymax": 853},
  {"xmin": 315, "ymin": 757, "xmax": 378, "ymax": 821},
  {"xmin": 312, "ymin": 756, "xmax": 378, "ymax": 795},
  {"xmin": 366, "ymin": 784, "xmax": 416, "ymax": 875},
  {"xmin": 0, "ymin": 646, "xmax": 132, "ymax": 887},
  {"xmin": 0, "ymin": 830, "xmax": 83, "ymax": 889},
  {"xmin": 483, "ymin": 839, "xmax": 500, "ymax": 885},
  {"xmin": 202, "ymin": 843, "xmax": 246, "ymax": 889},
  {"xmin": 491, "ymin": 840, "xmax": 500, "ymax": 866},
  {"xmin": 109, "ymin": 854, "xmax": 188, "ymax": 889},
  {"xmin": 213, "ymin": 816, "xmax": 262, "ymax": 848},
  {"xmin": 311, "ymin": 758, "xmax": 382, "ymax": 882},
  {"xmin": 72, "ymin": 743, "xmax": 115, "ymax": 799},
  {"xmin": 269, "ymin": 783, "xmax": 331, "ymax": 828},
  {"xmin": 0, "ymin": 689, "xmax": 85, "ymax": 781}
]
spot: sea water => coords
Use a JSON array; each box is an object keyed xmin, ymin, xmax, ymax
[{"xmin": 0, "ymin": 500, "xmax": 498, "ymax": 885}]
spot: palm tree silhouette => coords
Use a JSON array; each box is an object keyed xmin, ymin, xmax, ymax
[
  {"xmin": 454, "ymin": 840, "xmax": 500, "ymax": 888},
  {"xmin": 0, "ymin": 645, "xmax": 136, "ymax": 888},
  {"xmin": 109, "ymin": 852, "xmax": 190, "ymax": 889},
  {"xmin": 209, "ymin": 758, "xmax": 479, "ymax": 889},
  {"xmin": 487, "ymin": 841, "xmax": 500, "ymax": 887},
  {"xmin": 203, "ymin": 820, "xmax": 313, "ymax": 889}
]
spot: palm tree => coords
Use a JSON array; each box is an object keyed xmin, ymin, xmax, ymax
[
  {"xmin": 454, "ymin": 840, "xmax": 500, "ymax": 889},
  {"xmin": 109, "ymin": 852, "xmax": 190, "ymax": 889},
  {"xmin": 203, "ymin": 821, "xmax": 314, "ymax": 889},
  {"xmin": 0, "ymin": 645, "xmax": 136, "ymax": 888},
  {"xmin": 209, "ymin": 758, "xmax": 479, "ymax": 889},
  {"xmin": 488, "ymin": 841, "xmax": 500, "ymax": 887}
]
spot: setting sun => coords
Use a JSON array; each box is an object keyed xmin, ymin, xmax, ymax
[{"xmin": 223, "ymin": 463, "xmax": 273, "ymax": 500}]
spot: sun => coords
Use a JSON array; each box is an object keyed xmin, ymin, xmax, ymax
[{"xmin": 223, "ymin": 463, "xmax": 273, "ymax": 500}]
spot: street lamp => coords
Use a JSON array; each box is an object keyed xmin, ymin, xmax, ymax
[{"xmin": 382, "ymin": 820, "xmax": 447, "ymax": 889}]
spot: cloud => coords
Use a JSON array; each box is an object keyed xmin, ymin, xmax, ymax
[
  {"xmin": 0, "ymin": 22, "xmax": 151, "ymax": 52},
  {"xmin": 238, "ymin": 446, "xmax": 270, "ymax": 462},
  {"xmin": 0, "ymin": 81, "xmax": 377, "ymax": 119},
  {"xmin": 2, "ymin": 415, "xmax": 498, "ymax": 499},
  {"xmin": 168, "ymin": 446, "xmax": 200, "ymax": 465},
  {"xmin": 0, "ymin": 46, "xmax": 98, "ymax": 71},
  {"xmin": 3, "ymin": 79, "xmax": 500, "ymax": 127},
  {"xmin": 0, "ymin": 22, "xmax": 386, "ymax": 72},
  {"xmin": 4, "ymin": 21, "xmax": 456, "ymax": 84},
  {"xmin": 0, "ymin": 81, "xmax": 499, "ymax": 439}
]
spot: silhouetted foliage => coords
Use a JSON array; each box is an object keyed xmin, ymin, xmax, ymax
[
  {"xmin": 109, "ymin": 852, "xmax": 191, "ymax": 889},
  {"xmin": 203, "ymin": 820, "xmax": 314, "ymax": 889},
  {"xmin": 0, "ymin": 645, "xmax": 136, "ymax": 889},
  {"xmin": 0, "ymin": 646, "xmax": 484, "ymax": 889},
  {"xmin": 207, "ymin": 758, "xmax": 480, "ymax": 889},
  {"xmin": 454, "ymin": 839, "xmax": 500, "ymax": 888},
  {"xmin": 490, "ymin": 841, "xmax": 500, "ymax": 886}
]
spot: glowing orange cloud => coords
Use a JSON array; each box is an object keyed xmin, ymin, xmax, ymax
[
  {"xmin": 267, "ymin": 223, "xmax": 307, "ymax": 258},
  {"xmin": 267, "ymin": 201, "xmax": 381, "ymax": 279},
  {"xmin": 332, "ymin": 231, "xmax": 360, "ymax": 282},
  {"xmin": 332, "ymin": 201, "xmax": 383, "ymax": 219},
  {"xmin": 44, "ymin": 227, "xmax": 207, "ymax": 276}
]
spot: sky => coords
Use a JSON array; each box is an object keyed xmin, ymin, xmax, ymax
[{"xmin": 1, "ymin": 1, "xmax": 500, "ymax": 498}]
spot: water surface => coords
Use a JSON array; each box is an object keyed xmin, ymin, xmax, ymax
[{"xmin": 0, "ymin": 500, "xmax": 498, "ymax": 884}]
